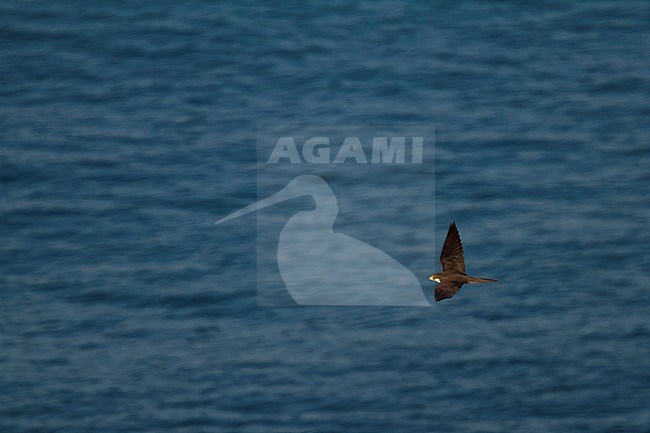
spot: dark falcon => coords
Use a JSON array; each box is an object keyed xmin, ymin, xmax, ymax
[{"xmin": 429, "ymin": 222, "xmax": 497, "ymax": 302}]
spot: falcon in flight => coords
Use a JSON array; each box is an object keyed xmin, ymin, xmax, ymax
[{"xmin": 429, "ymin": 222, "xmax": 497, "ymax": 302}]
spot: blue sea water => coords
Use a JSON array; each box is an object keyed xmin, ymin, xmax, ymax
[{"xmin": 1, "ymin": 1, "xmax": 649, "ymax": 432}]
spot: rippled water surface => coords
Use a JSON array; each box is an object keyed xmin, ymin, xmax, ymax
[{"xmin": 1, "ymin": 1, "xmax": 649, "ymax": 432}]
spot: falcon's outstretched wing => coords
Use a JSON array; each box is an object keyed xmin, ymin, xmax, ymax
[
  {"xmin": 439, "ymin": 222, "xmax": 466, "ymax": 273},
  {"xmin": 434, "ymin": 281, "xmax": 464, "ymax": 302}
]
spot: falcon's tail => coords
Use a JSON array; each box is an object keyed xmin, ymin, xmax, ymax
[{"xmin": 467, "ymin": 277, "xmax": 498, "ymax": 283}]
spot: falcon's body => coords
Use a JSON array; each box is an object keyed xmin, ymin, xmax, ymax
[{"xmin": 429, "ymin": 222, "xmax": 497, "ymax": 302}]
